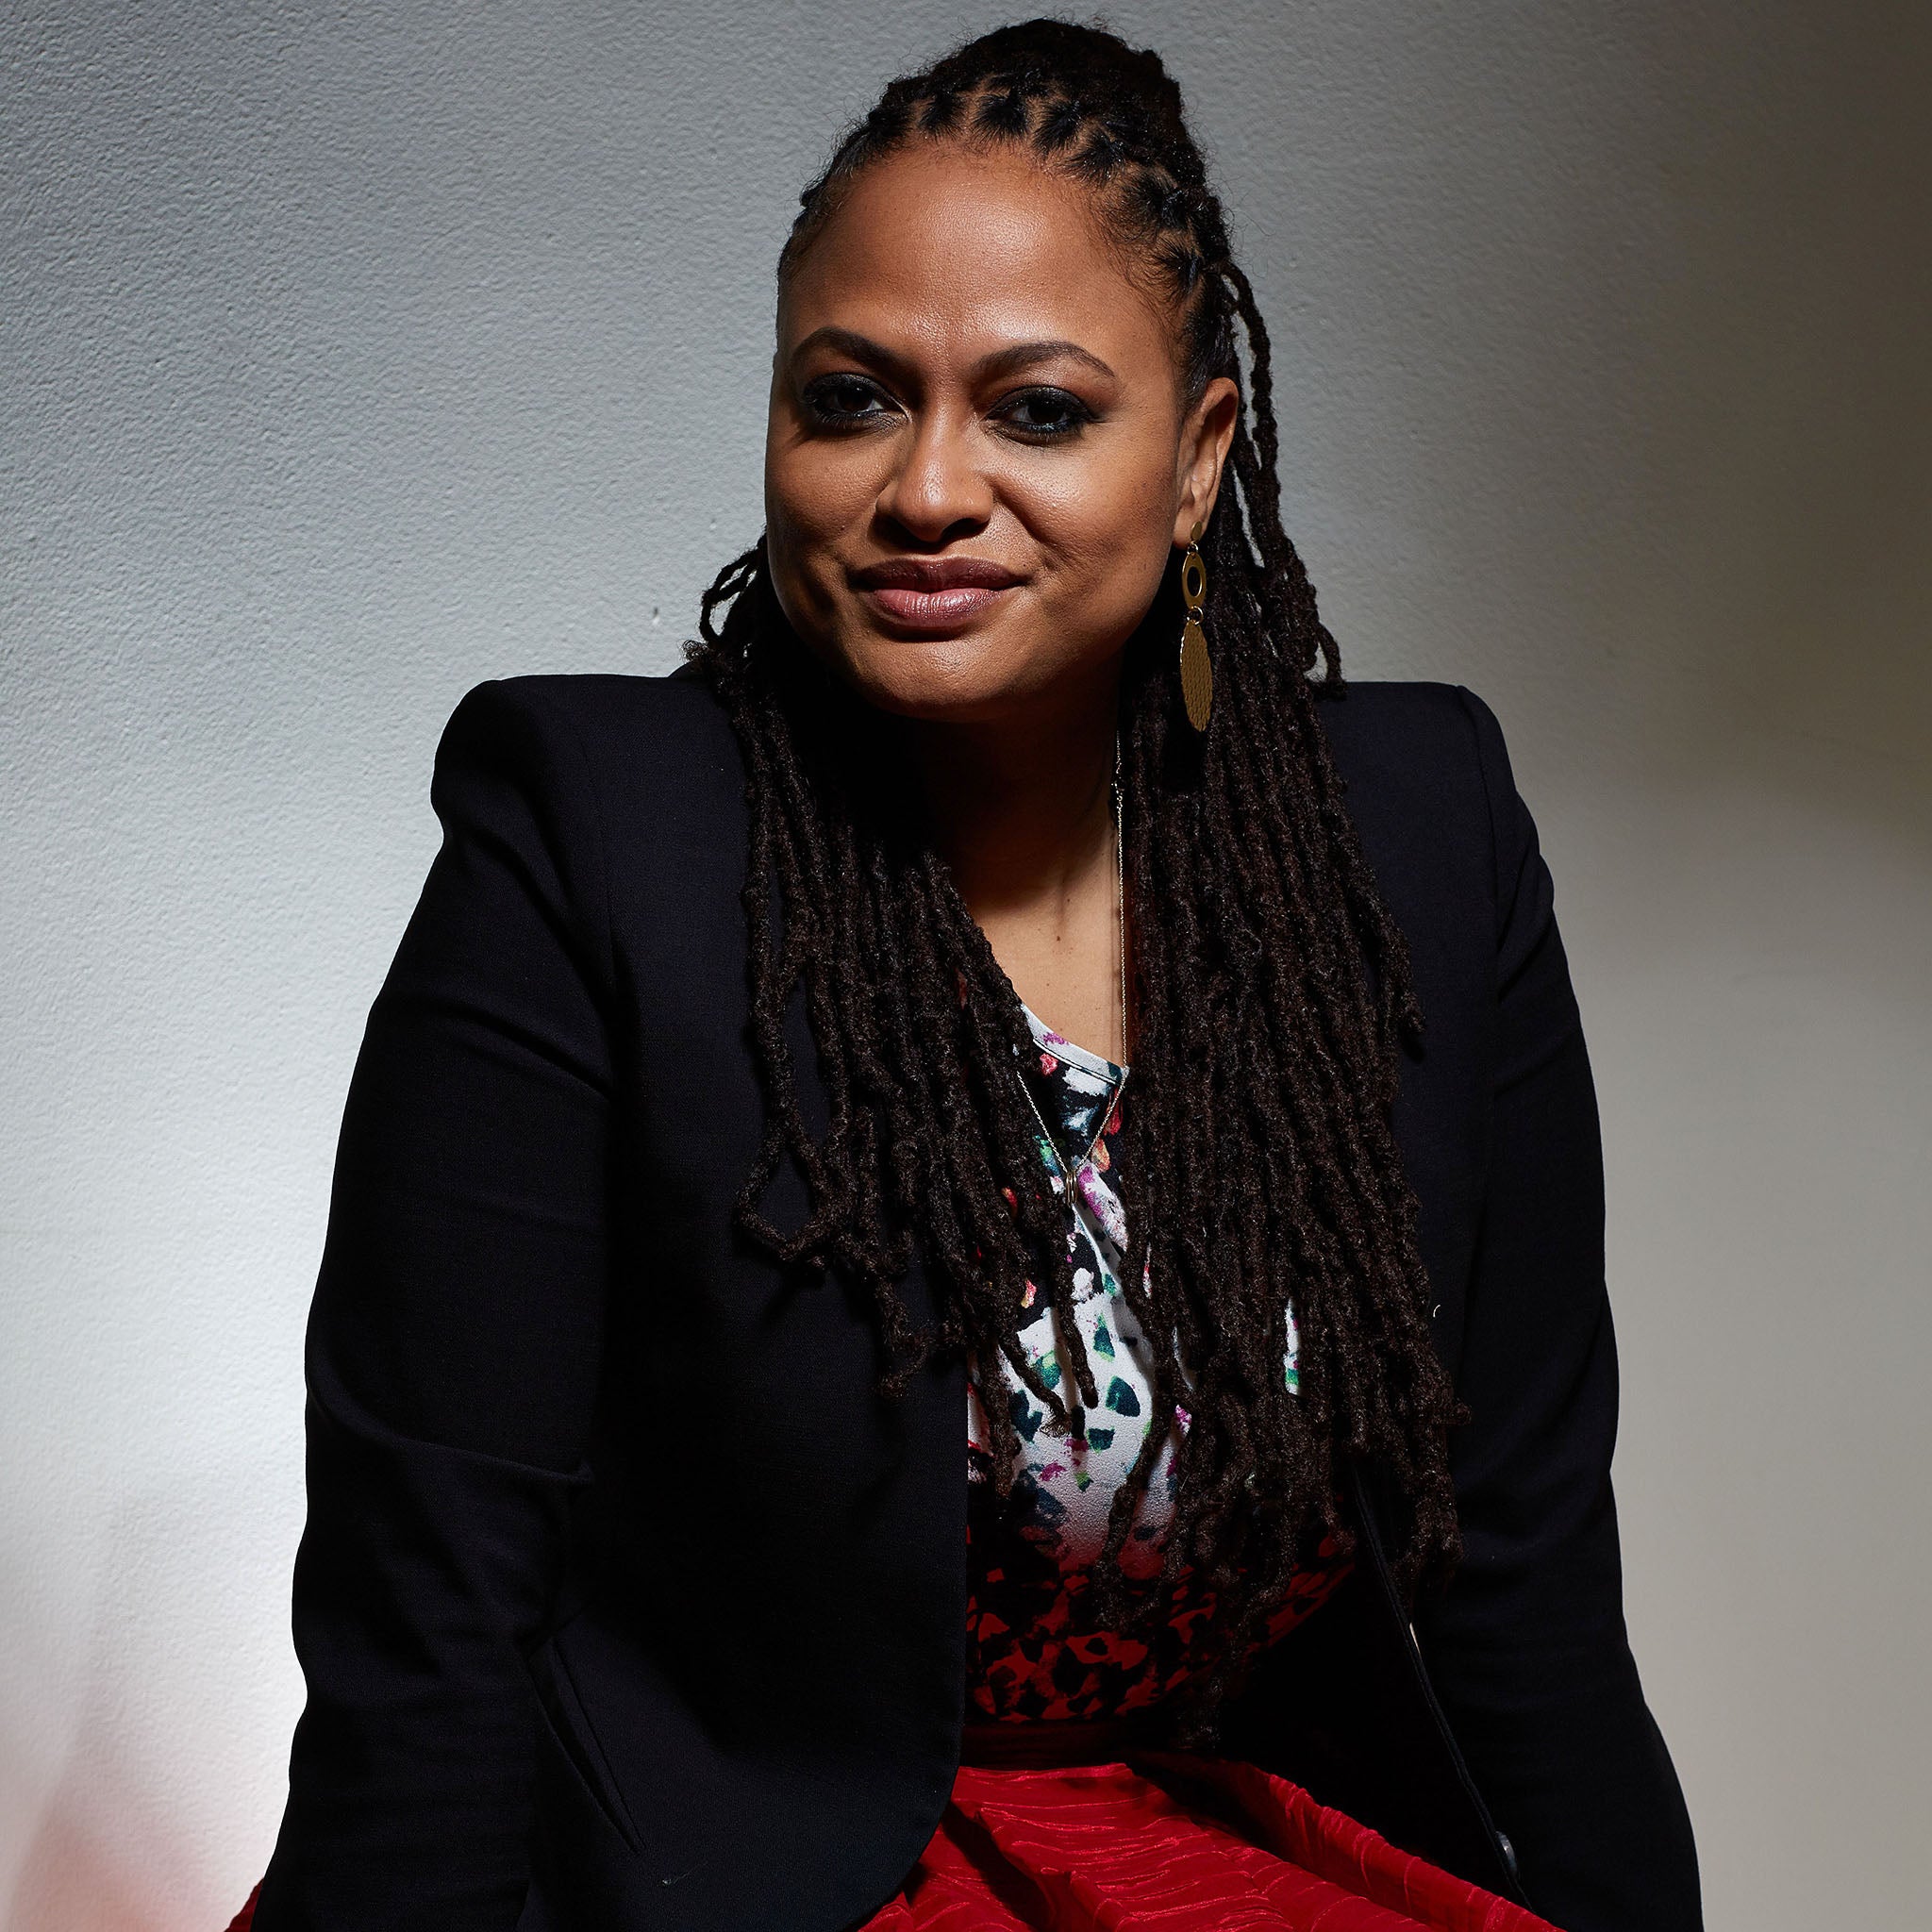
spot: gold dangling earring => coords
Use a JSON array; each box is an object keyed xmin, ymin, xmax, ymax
[{"xmin": 1178, "ymin": 521, "xmax": 1212, "ymax": 732}]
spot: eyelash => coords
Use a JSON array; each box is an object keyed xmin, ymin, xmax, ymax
[
  {"xmin": 801, "ymin": 375, "xmax": 894, "ymax": 427},
  {"xmin": 799, "ymin": 376, "xmax": 1098, "ymax": 441},
  {"xmin": 994, "ymin": 387, "xmax": 1098, "ymax": 440}
]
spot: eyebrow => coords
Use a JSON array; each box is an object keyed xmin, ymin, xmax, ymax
[{"xmin": 790, "ymin": 325, "xmax": 1117, "ymax": 385}]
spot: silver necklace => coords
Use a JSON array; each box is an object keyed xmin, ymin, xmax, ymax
[
  {"xmin": 1017, "ymin": 739, "xmax": 1127, "ymax": 1181},
  {"xmin": 1112, "ymin": 735, "xmax": 1127, "ymax": 1072}
]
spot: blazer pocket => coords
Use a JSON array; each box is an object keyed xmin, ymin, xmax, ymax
[{"xmin": 526, "ymin": 1631, "xmax": 646, "ymax": 1857}]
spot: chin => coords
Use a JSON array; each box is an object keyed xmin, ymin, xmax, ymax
[{"xmin": 834, "ymin": 629, "xmax": 1048, "ymax": 724}]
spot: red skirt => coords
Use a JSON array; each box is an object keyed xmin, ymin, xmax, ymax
[
  {"xmin": 860, "ymin": 1757, "xmax": 1554, "ymax": 1932},
  {"xmin": 224, "ymin": 1758, "xmax": 1552, "ymax": 1932}
]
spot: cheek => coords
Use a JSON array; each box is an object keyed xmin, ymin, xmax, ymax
[
  {"xmin": 764, "ymin": 432, "xmax": 878, "ymax": 613},
  {"xmin": 769, "ymin": 434, "xmax": 875, "ymax": 531},
  {"xmin": 1018, "ymin": 448, "xmax": 1176, "ymax": 635}
]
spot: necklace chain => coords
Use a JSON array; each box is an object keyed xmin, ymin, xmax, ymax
[
  {"xmin": 1014, "ymin": 738, "xmax": 1127, "ymax": 1185},
  {"xmin": 1114, "ymin": 733, "xmax": 1126, "ymax": 1065}
]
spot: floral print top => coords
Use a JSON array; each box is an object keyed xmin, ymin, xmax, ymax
[{"xmin": 963, "ymin": 1008, "xmax": 1350, "ymax": 1724}]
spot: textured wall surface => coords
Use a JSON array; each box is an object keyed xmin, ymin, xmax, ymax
[{"xmin": 3, "ymin": 3, "xmax": 1927, "ymax": 1927}]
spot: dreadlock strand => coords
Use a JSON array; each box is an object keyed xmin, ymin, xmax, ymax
[{"xmin": 690, "ymin": 17, "xmax": 1463, "ymax": 1719}]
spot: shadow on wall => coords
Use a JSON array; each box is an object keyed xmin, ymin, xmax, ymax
[
  {"xmin": 1298, "ymin": 0, "xmax": 1932, "ymax": 857},
  {"xmin": 1636, "ymin": 0, "xmax": 1932, "ymax": 851}
]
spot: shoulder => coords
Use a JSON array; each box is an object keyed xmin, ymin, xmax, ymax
[
  {"xmin": 435, "ymin": 666, "xmax": 745, "ymax": 840},
  {"xmin": 1313, "ymin": 679, "xmax": 1532, "ymax": 944},
  {"xmin": 441, "ymin": 665, "xmax": 737, "ymax": 774},
  {"xmin": 1313, "ymin": 679, "xmax": 1507, "ymax": 813},
  {"xmin": 424, "ymin": 668, "xmax": 753, "ymax": 990}
]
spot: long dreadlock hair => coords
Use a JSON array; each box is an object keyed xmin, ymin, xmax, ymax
[{"xmin": 687, "ymin": 19, "xmax": 1461, "ymax": 1705}]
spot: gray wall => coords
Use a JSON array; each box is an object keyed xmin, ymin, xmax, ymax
[{"xmin": 4, "ymin": 3, "xmax": 1927, "ymax": 1926}]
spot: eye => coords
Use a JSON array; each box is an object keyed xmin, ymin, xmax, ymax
[
  {"xmin": 801, "ymin": 374, "xmax": 897, "ymax": 427},
  {"xmin": 991, "ymin": 386, "xmax": 1097, "ymax": 441}
]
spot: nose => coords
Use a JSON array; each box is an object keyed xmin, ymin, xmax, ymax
[{"xmin": 875, "ymin": 408, "xmax": 993, "ymax": 544}]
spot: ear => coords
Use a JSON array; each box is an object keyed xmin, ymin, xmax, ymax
[{"xmin": 1174, "ymin": 374, "xmax": 1240, "ymax": 547}]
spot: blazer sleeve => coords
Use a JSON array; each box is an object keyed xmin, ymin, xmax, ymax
[
  {"xmin": 254, "ymin": 680, "xmax": 615, "ymax": 1930},
  {"xmin": 1414, "ymin": 691, "xmax": 1702, "ymax": 1931}
]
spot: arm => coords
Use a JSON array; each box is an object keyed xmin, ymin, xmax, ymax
[
  {"xmin": 1415, "ymin": 690, "xmax": 1701, "ymax": 1931},
  {"xmin": 255, "ymin": 680, "xmax": 614, "ymax": 1929}
]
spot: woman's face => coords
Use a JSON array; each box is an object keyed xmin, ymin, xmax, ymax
[{"xmin": 765, "ymin": 142, "xmax": 1237, "ymax": 724}]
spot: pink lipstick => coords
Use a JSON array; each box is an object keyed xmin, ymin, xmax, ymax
[{"xmin": 850, "ymin": 557, "xmax": 1023, "ymax": 634}]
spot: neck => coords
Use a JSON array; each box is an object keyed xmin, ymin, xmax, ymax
[
  {"xmin": 908, "ymin": 668, "xmax": 1119, "ymax": 920},
  {"xmin": 901, "ymin": 661, "xmax": 1127, "ymax": 1061}
]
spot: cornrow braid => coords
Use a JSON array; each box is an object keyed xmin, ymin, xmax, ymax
[{"xmin": 691, "ymin": 18, "xmax": 1460, "ymax": 1723}]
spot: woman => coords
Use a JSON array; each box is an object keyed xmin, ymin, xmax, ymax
[{"xmin": 249, "ymin": 21, "xmax": 1699, "ymax": 1932}]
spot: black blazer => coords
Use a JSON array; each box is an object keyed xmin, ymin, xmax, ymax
[{"xmin": 255, "ymin": 672, "xmax": 1700, "ymax": 1932}]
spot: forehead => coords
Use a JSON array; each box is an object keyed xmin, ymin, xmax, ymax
[{"xmin": 778, "ymin": 142, "xmax": 1175, "ymax": 373}]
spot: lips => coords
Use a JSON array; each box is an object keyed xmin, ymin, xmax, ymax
[{"xmin": 850, "ymin": 558, "xmax": 1024, "ymax": 633}]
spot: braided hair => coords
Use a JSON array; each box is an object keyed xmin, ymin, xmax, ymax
[{"xmin": 689, "ymin": 19, "xmax": 1461, "ymax": 1709}]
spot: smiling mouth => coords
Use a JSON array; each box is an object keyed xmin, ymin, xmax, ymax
[{"xmin": 850, "ymin": 559, "xmax": 1023, "ymax": 634}]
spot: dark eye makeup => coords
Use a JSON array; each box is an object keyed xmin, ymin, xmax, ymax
[
  {"xmin": 801, "ymin": 374, "xmax": 897, "ymax": 427},
  {"xmin": 990, "ymin": 386, "xmax": 1098, "ymax": 441},
  {"xmin": 798, "ymin": 374, "xmax": 1101, "ymax": 441}
]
